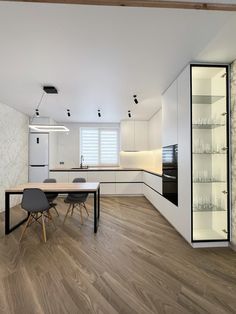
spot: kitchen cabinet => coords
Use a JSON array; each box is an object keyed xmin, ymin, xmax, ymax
[
  {"xmin": 87, "ymin": 171, "xmax": 116, "ymax": 182},
  {"xmin": 120, "ymin": 120, "xmax": 148, "ymax": 151},
  {"xmin": 162, "ymin": 80, "xmax": 178, "ymax": 147},
  {"xmin": 143, "ymin": 171, "xmax": 162, "ymax": 194},
  {"xmin": 116, "ymin": 183, "xmax": 143, "ymax": 195},
  {"xmin": 50, "ymin": 171, "xmax": 69, "ymax": 183},
  {"xmin": 68, "ymin": 171, "xmax": 87, "ymax": 182},
  {"xmin": 116, "ymin": 171, "xmax": 142, "ymax": 182},
  {"xmin": 190, "ymin": 64, "xmax": 230, "ymax": 242}
]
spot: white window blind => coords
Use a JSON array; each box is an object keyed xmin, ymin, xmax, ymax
[{"xmin": 80, "ymin": 128, "xmax": 119, "ymax": 166}]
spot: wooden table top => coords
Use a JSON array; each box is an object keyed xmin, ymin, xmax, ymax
[{"xmin": 5, "ymin": 182, "xmax": 100, "ymax": 193}]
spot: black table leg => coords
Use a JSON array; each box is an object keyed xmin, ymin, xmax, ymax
[
  {"xmin": 94, "ymin": 191, "xmax": 97, "ymax": 233},
  {"xmin": 5, "ymin": 192, "xmax": 28, "ymax": 235},
  {"xmin": 98, "ymin": 186, "xmax": 100, "ymax": 220}
]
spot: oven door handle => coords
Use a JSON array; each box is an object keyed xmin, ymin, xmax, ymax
[{"xmin": 163, "ymin": 174, "xmax": 177, "ymax": 180}]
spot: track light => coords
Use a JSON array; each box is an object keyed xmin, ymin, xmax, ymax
[
  {"xmin": 35, "ymin": 109, "xmax": 39, "ymax": 116},
  {"xmin": 98, "ymin": 109, "xmax": 101, "ymax": 118},
  {"xmin": 128, "ymin": 110, "xmax": 131, "ymax": 118},
  {"xmin": 133, "ymin": 95, "xmax": 138, "ymax": 104},
  {"xmin": 67, "ymin": 109, "xmax": 71, "ymax": 117}
]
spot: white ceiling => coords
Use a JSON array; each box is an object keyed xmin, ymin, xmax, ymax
[{"xmin": 0, "ymin": 2, "xmax": 236, "ymax": 123}]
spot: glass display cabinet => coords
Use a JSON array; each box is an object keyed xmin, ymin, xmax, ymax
[{"xmin": 191, "ymin": 64, "xmax": 230, "ymax": 242}]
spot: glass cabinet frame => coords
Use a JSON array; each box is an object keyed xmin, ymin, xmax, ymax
[{"xmin": 190, "ymin": 64, "xmax": 230, "ymax": 243}]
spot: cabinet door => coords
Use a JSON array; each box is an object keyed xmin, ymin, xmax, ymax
[
  {"xmin": 49, "ymin": 171, "xmax": 69, "ymax": 183},
  {"xmin": 100, "ymin": 183, "xmax": 116, "ymax": 194},
  {"xmin": 116, "ymin": 171, "xmax": 142, "ymax": 182},
  {"xmin": 135, "ymin": 121, "xmax": 148, "ymax": 151},
  {"xmin": 120, "ymin": 120, "xmax": 135, "ymax": 151},
  {"xmin": 162, "ymin": 80, "xmax": 178, "ymax": 146},
  {"xmin": 68, "ymin": 171, "xmax": 87, "ymax": 182},
  {"xmin": 87, "ymin": 171, "xmax": 115, "ymax": 182},
  {"xmin": 116, "ymin": 183, "xmax": 142, "ymax": 195}
]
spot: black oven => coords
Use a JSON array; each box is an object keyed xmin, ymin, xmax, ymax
[{"xmin": 162, "ymin": 144, "xmax": 178, "ymax": 206}]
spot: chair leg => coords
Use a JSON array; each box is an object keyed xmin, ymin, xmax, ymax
[
  {"xmin": 83, "ymin": 203, "xmax": 89, "ymax": 216},
  {"xmin": 79, "ymin": 205, "xmax": 83, "ymax": 225},
  {"xmin": 41, "ymin": 213, "xmax": 47, "ymax": 243},
  {"xmin": 19, "ymin": 214, "xmax": 32, "ymax": 242},
  {"xmin": 53, "ymin": 206, "xmax": 59, "ymax": 216},
  {"xmin": 63, "ymin": 204, "xmax": 72, "ymax": 224},
  {"xmin": 71, "ymin": 204, "xmax": 75, "ymax": 217}
]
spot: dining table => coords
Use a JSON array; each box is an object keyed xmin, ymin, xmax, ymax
[{"xmin": 5, "ymin": 182, "xmax": 100, "ymax": 235}]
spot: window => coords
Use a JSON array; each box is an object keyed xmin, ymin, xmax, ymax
[{"xmin": 80, "ymin": 127, "xmax": 119, "ymax": 166}]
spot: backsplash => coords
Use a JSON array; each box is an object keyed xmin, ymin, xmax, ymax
[
  {"xmin": 0, "ymin": 103, "xmax": 28, "ymax": 212},
  {"xmin": 231, "ymin": 60, "xmax": 236, "ymax": 248}
]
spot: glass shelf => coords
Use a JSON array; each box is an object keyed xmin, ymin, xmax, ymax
[
  {"xmin": 193, "ymin": 152, "xmax": 226, "ymax": 155},
  {"xmin": 193, "ymin": 180, "xmax": 225, "ymax": 183},
  {"xmin": 192, "ymin": 95, "xmax": 225, "ymax": 104},
  {"xmin": 192, "ymin": 124, "xmax": 225, "ymax": 129},
  {"xmin": 193, "ymin": 204, "xmax": 226, "ymax": 212}
]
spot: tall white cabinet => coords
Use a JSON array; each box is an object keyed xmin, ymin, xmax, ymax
[{"xmin": 159, "ymin": 63, "xmax": 230, "ymax": 248}]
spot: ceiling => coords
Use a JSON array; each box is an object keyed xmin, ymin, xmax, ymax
[{"xmin": 0, "ymin": 2, "xmax": 236, "ymax": 123}]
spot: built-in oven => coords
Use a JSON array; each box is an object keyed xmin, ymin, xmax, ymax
[{"xmin": 162, "ymin": 144, "xmax": 178, "ymax": 206}]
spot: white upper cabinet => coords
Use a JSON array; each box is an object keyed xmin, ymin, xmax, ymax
[
  {"xmin": 120, "ymin": 120, "xmax": 148, "ymax": 151},
  {"xmin": 162, "ymin": 80, "xmax": 178, "ymax": 147}
]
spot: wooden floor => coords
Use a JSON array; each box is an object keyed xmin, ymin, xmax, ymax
[{"xmin": 0, "ymin": 196, "xmax": 236, "ymax": 314}]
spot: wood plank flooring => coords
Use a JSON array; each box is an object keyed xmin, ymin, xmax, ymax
[{"xmin": 0, "ymin": 196, "xmax": 236, "ymax": 314}]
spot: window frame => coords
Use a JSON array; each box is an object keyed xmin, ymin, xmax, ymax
[{"xmin": 79, "ymin": 127, "xmax": 120, "ymax": 167}]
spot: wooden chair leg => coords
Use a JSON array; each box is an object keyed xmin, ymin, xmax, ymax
[
  {"xmin": 83, "ymin": 203, "xmax": 89, "ymax": 216},
  {"xmin": 19, "ymin": 214, "xmax": 32, "ymax": 242},
  {"xmin": 71, "ymin": 204, "xmax": 75, "ymax": 217},
  {"xmin": 41, "ymin": 213, "xmax": 47, "ymax": 243},
  {"xmin": 79, "ymin": 205, "xmax": 83, "ymax": 225},
  {"xmin": 53, "ymin": 206, "xmax": 59, "ymax": 216},
  {"xmin": 63, "ymin": 204, "xmax": 72, "ymax": 224}
]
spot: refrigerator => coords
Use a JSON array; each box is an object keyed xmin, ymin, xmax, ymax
[{"xmin": 29, "ymin": 133, "xmax": 49, "ymax": 182}]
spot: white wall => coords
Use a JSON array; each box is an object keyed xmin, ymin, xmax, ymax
[
  {"xmin": 0, "ymin": 102, "xmax": 28, "ymax": 212},
  {"xmin": 51, "ymin": 123, "xmax": 119, "ymax": 168}
]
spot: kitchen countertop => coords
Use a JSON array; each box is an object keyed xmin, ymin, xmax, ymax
[{"xmin": 50, "ymin": 167, "xmax": 162, "ymax": 177}]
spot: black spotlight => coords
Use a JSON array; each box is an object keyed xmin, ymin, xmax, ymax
[
  {"xmin": 133, "ymin": 95, "xmax": 138, "ymax": 104},
  {"xmin": 67, "ymin": 109, "xmax": 71, "ymax": 117},
  {"xmin": 128, "ymin": 110, "xmax": 131, "ymax": 118},
  {"xmin": 35, "ymin": 109, "xmax": 39, "ymax": 116},
  {"xmin": 98, "ymin": 109, "xmax": 101, "ymax": 118}
]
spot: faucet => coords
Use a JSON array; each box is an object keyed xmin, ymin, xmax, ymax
[{"xmin": 80, "ymin": 155, "xmax": 84, "ymax": 168}]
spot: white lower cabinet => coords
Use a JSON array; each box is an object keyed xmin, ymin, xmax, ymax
[
  {"xmin": 50, "ymin": 171, "xmax": 69, "ymax": 183},
  {"xmin": 100, "ymin": 183, "xmax": 116, "ymax": 195},
  {"xmin": 68, "ymin": 171, "xmax": 87, "ymax": 182},
  {"xmin": 87, "ymin": 171, "xmax": 116, "ymax": 182},
  {"xmin": 116, "ymin": 171, "xmax": 142, "ymax": 182},
  {"xmin": 143, "ymin": 172, "xmax": 162, "ymax": 194},
  {"xmin": 116, "ymin": 183, "xmax": 142, "ymax": 195}
]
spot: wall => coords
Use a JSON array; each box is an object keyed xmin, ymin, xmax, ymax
[
  {"xmin": 231, "ymin": 60, "xmax": 236, "ymax": 249},
  {"xmin": 120, "ymin": 109, "xmax": 162, "ymax": 173},
  {"xmin": 0, "ymin": 102, "xmax": 28, "ymax": 212},
  {"xmin": 51, "ymin": 123, "xmax": 119, "ymax": 168}
]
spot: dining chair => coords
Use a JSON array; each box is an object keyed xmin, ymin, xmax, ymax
[
  {"xmin": 63, "ymin": 178, "xmax": 89, "ymax": 225},
  {"xmin": 20, "ymin": 188, "xmax": 55, "ymax": 242},
  {"xmin": 43, "ymin": 178, "xmax": 59, "ymax": 216}
]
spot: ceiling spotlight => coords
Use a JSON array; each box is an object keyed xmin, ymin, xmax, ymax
[
  {"xmin": 128, "ymin": 110, "xmax": 131, "ymax": 118},
  {"xmin": 35, "ymin": 109, "xmax": 39, "ymax": 116},
  {"xmin": 98, "ymin": 109, "xmax": 101, "ymax": 118},
  {"xmin": 67, "ymin": 109, "xmax": 71, "ymax": 117},
  {"xmin": 133, "ymin": 95, "xmax": 138, "ymax": 104}
]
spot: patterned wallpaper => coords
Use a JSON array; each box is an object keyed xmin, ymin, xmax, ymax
[
  {"xmin": 0, "ymin": 103, "xmax": 28, "ymax": 212},
  {"xmin": 231, "ymin": 60, "xmax": 236, "ymax": 248}
]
